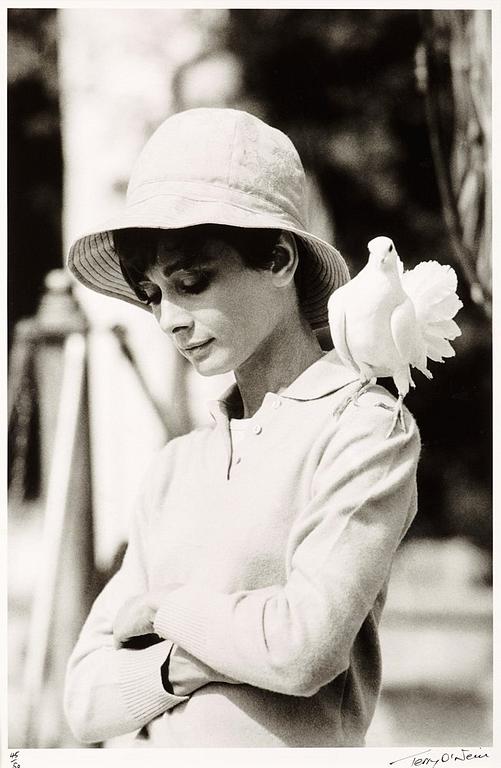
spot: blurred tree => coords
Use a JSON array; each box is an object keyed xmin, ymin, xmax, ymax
[
  {"xmin": 228, "ymin": 10, "xmax": 445, "ymax": 270},
  {"xmin": 8, "ymin": 9, "xmax": 62, "ymax": 348},
  {"xmin": 227, "ymin": 9, "xmax": 491, "ymax": 560},
  {"xmin": 419, "ymin": 10, "xmax": 491, "ymax": 314}
]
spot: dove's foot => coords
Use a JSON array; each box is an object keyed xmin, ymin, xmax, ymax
[
  {"xmin": 333, "ymin": 377, "xmax": 377, "ymax": 419},
  {"xmin": 384, "ymin": 395, "xmax": 406, "ymax": 438},
  {"xmin": 353, "ymin": 377, "xmax": 378, "ymax": 407}
]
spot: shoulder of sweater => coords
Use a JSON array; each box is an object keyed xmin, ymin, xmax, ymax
[
  {"xmin": 151, "ymin": 424, "xmax": 214, "ymax": 466},
  {"xmin": 330, "ymin": 382, "xmax": 421, "ymax": 453}
]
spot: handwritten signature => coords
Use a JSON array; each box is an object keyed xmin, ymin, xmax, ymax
[
  {"xmin": 10, "ymin": 752, "xmax": 21, "ymax": 768},
  {"xmin": 389, "ymin": 748, "xmax": 490, "ymax": 766}
]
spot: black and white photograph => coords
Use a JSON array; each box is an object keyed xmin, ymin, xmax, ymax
[{"xmin": 5, "ymin": 5, "xmax": 495, "ymax": 766}]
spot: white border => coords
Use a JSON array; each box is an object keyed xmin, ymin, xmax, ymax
[{"xmin": 3, "ymin": 3, "xmax": 498, "ymax": 767}]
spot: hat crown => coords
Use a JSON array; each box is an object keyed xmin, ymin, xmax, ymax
[
  {"xmin": 127, "ymin": 108, "xmax": 307, "ymax": 228},
  {"xmin": 68, "ymin": 107, "xmax": 350, "ymax": 330}
]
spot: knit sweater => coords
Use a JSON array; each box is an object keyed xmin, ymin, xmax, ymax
[{"xmin": 64, "ymin": 350, "xmax": 420, "ymax": 747}]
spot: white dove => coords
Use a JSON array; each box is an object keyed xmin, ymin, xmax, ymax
[{"xmin": 328, "ymin": 236, "xmax": 463, "ymax": 436}]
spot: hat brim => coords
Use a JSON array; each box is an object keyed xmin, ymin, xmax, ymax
[{"xmin": 68, "ymin": 197, "xmax": 350, "ymax": 330}]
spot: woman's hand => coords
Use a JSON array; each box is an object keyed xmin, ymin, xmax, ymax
[
  {"xmin": 113, "ymin": 586, "xmax": 182, "ymax": 649},
  {"xmin": 113, "ymin": 595, "xmax": 157, "ymax": 649}
]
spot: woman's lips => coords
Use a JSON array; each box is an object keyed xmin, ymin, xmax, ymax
[{"xmin": 181, "ymin": 339, "xmax": 214, "ymax": 356}]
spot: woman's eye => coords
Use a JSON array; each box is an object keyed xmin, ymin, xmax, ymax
[
  {"xmin": 138, "ymin": 270, "xmax": 212, "ymax": 303},
  {"xmin": 177, "ymin": 272, "xmax": 211, "ymax": 295}
]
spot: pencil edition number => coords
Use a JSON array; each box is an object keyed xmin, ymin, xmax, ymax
[{"xmin": 10, "ymin": 751, "xmax": 21, "ymax": 768}]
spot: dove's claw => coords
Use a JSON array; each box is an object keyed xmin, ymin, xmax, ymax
[
  {"xmin": 352, "ymin": 377, "xmax": 377, "ymax": 407},
  {"xmin": 385, "ymin": 396, "xmax": 406, "ymax": 438},
  {"xmin": 352, "ymin": 379, "xmax": 376, "ymax": 406},
  {"xmin": 333, "ymin": 377, "xmax": 377, "ymax": 419}
]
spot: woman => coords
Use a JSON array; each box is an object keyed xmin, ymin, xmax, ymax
[{"xmin": 64, "ymin": 108, "xmax": 420, "ymax": 747}]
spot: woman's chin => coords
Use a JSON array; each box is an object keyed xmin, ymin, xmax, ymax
[{"xmin": 188, "ymin": 351, "xmax": 233, "ymax": 377}]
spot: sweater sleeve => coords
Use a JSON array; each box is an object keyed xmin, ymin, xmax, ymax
[
  {"xmin": 63, "ymin": 484, "xmax": 187, "ymax": 744},
  {"xmin": 153, "ymin": 397, "xmax": 421, "ymax": 697},
  {"xmin": 64, "ymin": 446, "xmax": 228, "ymax": 744}
]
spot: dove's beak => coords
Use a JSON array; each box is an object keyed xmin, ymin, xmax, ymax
[{"xmin": 369, "ymin": 249, "xmax": 386, "ymax": 265}]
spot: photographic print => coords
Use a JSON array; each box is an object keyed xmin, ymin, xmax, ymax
[{"xmin": 6, "ymin": 6, "xmax": 494, "ymax": 766}]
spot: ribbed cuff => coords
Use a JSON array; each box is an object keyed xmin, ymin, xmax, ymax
[
  {"xmin": 118, "ymin": 640, "xmax": 189, "ymax": 722},
  {"xmin": 153, "ymin": 589, "xmax": 210, "ymax": 660}
]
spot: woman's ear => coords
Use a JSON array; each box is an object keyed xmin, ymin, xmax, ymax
[{"xmin": 270, "ymin": 231, "xmax": 298, "ymax": 287}]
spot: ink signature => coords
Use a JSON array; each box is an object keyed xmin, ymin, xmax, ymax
[
  {"xmin": 389, "ymin": 748, "xmax": 490, "ymax": 767},
  {"xmin": 10, "ymin": 752, "xmax": 21, "ymax": 768}
]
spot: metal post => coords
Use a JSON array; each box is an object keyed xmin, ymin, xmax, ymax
[{"xmin": 16, "ymin": 270, "xmax": 97, "ymax": 747}]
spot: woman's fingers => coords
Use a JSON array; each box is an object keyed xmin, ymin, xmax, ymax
[{"xmin": 113, "ymin": 595, "xmax": 154, "ymax": 648}]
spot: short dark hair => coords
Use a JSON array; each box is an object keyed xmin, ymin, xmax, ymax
[{"xmin": 113, "ymin": 224, "xmax": 306, "ymax": 306}]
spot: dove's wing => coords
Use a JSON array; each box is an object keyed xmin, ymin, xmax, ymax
[
  {"xmin": 328, "ymin": 289, "xmax": 360, "ymax": 374},
  {"xmin": 389, "ymin": 299, "xmax": 417, "ymax": 397},
  {"xmin": 390, "ymin": 298, "xmax": 417, "ymax": 362}
]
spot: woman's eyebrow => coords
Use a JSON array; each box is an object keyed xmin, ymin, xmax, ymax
[
  {"xmin": 161, "ymin": 255, "xmax": 215, "ymax": 277},
  {"xmin": 163, "ymin": 258, "xmax": 194, "ymax": 276}
]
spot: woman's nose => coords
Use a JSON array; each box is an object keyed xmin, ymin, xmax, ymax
[{"xmin": 157, "ymin": 297, "xmax": 194, "ymax": 336}]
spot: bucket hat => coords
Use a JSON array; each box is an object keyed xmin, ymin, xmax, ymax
[{"xmin": 67, "ymin": 107, "xmax": 350, "ymax": 329}]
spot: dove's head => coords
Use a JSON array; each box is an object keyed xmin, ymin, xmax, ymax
[{"xmin": 367, "ymin": 236, "xmax": 401, "ymax": 274}]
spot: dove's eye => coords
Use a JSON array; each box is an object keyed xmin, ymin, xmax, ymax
[{"xmin": 389, "ymin": 244, "xmax": 393, "ymax": 252}]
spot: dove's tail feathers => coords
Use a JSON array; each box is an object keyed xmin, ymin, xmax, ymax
[
  {"xmin": 402, "ymin": 261, "xmax": 463, "ymax": 319},
  {"xmin": 425, "ymin": 293, "xmax": 464, "ymax": 323},
  {"xmin": 402, "ymin": 260, "xmax": 457, "ymax": 303},
  {"xmin": 402, "ymin": 260, "xmax": 462, "ymax": 368},
  {"xmin": 425, "ymin": 318, "xmax": 462, "ymax": 340},
  {"xmin": 423, "ymin": 335, "xmax": 456, "ymax": 362},
  {"xmin": 414, "ymin": 359, "xmax": 434, "ymax": 379}
]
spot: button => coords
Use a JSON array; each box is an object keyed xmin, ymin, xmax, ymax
[
  {"xmin": 253, "ymin": 424, "xmax": 262, "ymax": 435},
  {"xmin": 234, "ymin": 456, "xmax": 242, "ymax": 464},
  {"xmin": 272, "ymin": 397, "xmax": 282, "ymax": 409}
]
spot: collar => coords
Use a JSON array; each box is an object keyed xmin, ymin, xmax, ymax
[
  {"xmin": 207, "ymin": 350, "xmax": 359, "ymax": 480},
  {"xmin": 279, "ymin": 349, "xmax": 360, "ymax": 401},
  {"xmin": 208, "ymin": 349, "xmax": 359, "ymax": 422}
]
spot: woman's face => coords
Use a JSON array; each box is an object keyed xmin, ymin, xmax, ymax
[{"xmin": 140, "ymin": 236, "xmax": 288, "ymax": 376}]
